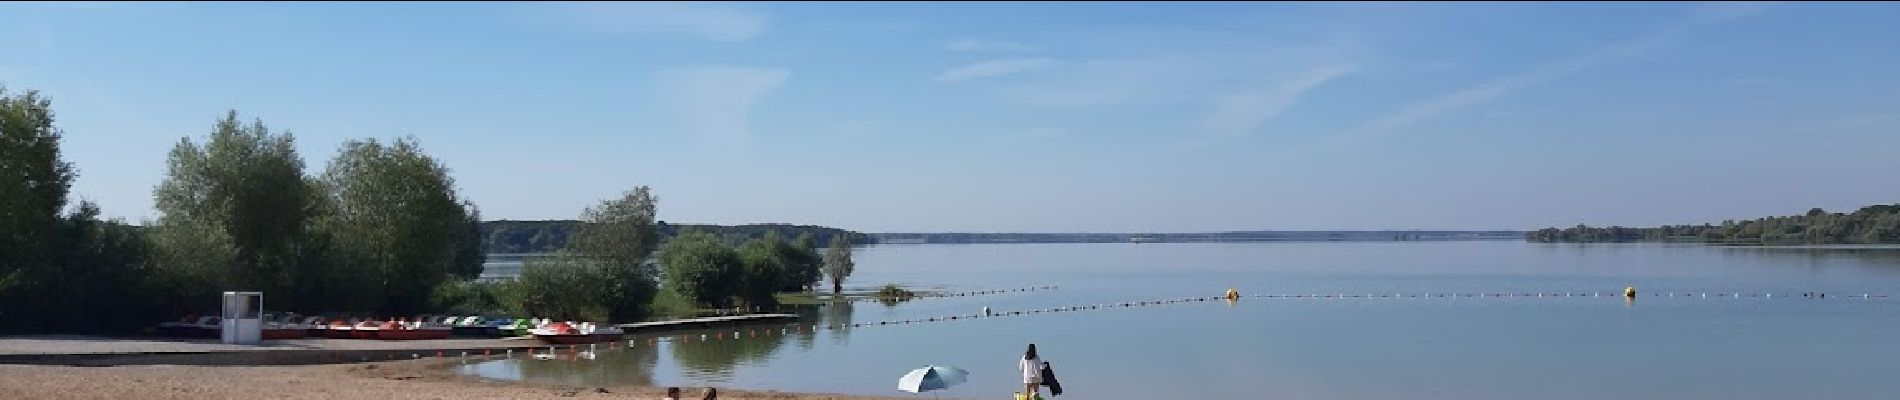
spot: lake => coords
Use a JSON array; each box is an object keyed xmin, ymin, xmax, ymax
[{"xmin": 459, "ymin": 242, "xmax": 1900, "ymax": 399}]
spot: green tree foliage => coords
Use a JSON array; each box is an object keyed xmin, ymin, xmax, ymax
[
  {"xmin": 449, "ymin": 203, "xmax": 486, "ymax": 280},
  {"xmin": 737, "ymin": 237, "xmax": 788, "ymax": 309},
  {"xmin": 796, "ymin": 232, "xmax": 819, "ymax": 252},
  {"xmin": 516, "ymin": 252, "xmax": 610, "ymax": 321},
  {"xmin": 823, "ymin": 235, "xmax": 855, "ymax": 294},
  {"xmin": 0, "ymin": 87, "xmax": 74, "ymax": 298},
  {"xmin": 317, "ymin": 137, "xmax": 478, "ymax": 315},
  {"xmin": 0, "ymin": 87, "xmax": 160, "ymax": 333},
  {"xmin": 510, "ymin": 186, "xmax": 662, "ymax": 322},
  {"xmin": 782, "ymin": 231, "xmax": 823, "ymax": 292},
  {"xmin": 659, "ymin": 231, "xmax": 744, "ymax": 309},
  {"xmin": 150, "ymin": 111, "xmax": 314, "ymax": 312},
  {"xmin": 482, "ymin": 221, "xmax": 873, "ymax": 253},
  {"xmin": 429, "ymin": 276, "xmax": 521, "ymax": 316},
  {"xmin": 574, "ymin": 186, "xmax": 661, "ymax": 322},
  {"xmin": 1528, "ymin": 204, "xmax": 1900, "ymax": 244},
  {"xmin": 47, "ymin": 203, "xmax": 162, "ymax": 332}
]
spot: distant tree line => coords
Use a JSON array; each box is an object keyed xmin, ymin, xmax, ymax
[
  {"xmin": 483, "ymin": 220, "xmax": 874, "ymax": 253},
  {"xmin": 876, "ymin": 230, "xmax": 1522, "ymax": 244},
  {"xmin": 1527, "ymin": 205, "xmax": 1900, "ymax": 244}
]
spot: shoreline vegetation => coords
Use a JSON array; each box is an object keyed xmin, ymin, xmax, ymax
[
  {"xmin": 1529, "ymin": 204, "xmax": 1900, "ymax": 244},
  {"xmin": 0, "ymin": 85, "xmax": 859, "ymax": 336}
]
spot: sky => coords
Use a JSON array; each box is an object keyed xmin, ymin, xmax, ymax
[{"xmin": 3, "ymin": 1, "xmax": 1898, "ymax": 233}]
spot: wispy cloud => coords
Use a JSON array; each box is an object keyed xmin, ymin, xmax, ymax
[
  {"xmin": 805, "ymin": 21, "xmax": 914, "ymax": 33},
  {"xmin": 1002, "ymin": 57, "xmax": 1201, "ymax": 107},
  {"xmin": 1201, "ymin": 64, "xmax": 1357, "ymax": 138},
  {"xmin": 563, "ymin": 2, "xmax": 766, "ymax": 42},
  {"xmin": 934, "ymin": 58, "xmax": 1058, "ymax": 83},
  {"xmin": 655, "ymin": 66, "xmax": 791, "ymax": 140},
  {"xmin": 944, "ymin": 38, "xmax": 1036, "ymax": 52},
  {"xmin": 1348, "ymin": 3, "xmax": 1768, "ymax": 139}
]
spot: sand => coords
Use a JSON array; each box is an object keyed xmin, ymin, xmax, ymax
[
  {"xmin": 0, "ymin": 359, "xmax": 917, "ymax": 400},
  {"xmin": 0, "ymin": 335, "xmax": 542, "ymax": 355},
  {"xmin": 0, "ymin": 336, "xmax": 929, "ymax": 399}
]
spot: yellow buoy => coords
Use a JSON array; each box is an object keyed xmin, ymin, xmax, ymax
[
  {"xmin": 1624, "ymin": 286, "xmax": 1637, "ymax": 298},
  {"xmin": 1224, "ymin": 288, "xmax": 1240, "ymax": 301}
]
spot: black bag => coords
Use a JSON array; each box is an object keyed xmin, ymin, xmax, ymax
[{"xmin": 1040, "ymin": 361, "xmax": 1063, "ymax": 396}]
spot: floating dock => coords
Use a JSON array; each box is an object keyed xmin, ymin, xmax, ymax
[{"xmin": 613, "ymin": 314, "xmax": 799, "ymax": 332}]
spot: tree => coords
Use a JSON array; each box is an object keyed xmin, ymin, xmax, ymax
[
  {"xmin": 0, "ymin": 87, "xmax": 74, "ymax": 300},
  {"xmin": 449, "ymin": 202, "xmax": 487, "ymax": 280},
  {"xmin": 737, "ymin": 238, "xmax": 787, "ymax": 310},
  {"xmin": 787, "ymin": 232, "xmax": 823, "ymax": 291},
  {"xmin": 318, "ymin": 137, "xmax": 474, "ymax": 315},
  {"xmin": 570, "ymin": 186, "xmax": 661, "ymax": 322},
  {"xmin": 0, "ymin": 86, "xmax": 161, "ymax": 333},
  {"xmin": 823, "ymin": 235, "xmax": 855, "ymax": 294},
  {"xmin": 516, "ymin": 252, "xmax": 609, "ymax": 321},
  {"xmin": 151, "ymin": 111, "xmax": 313, "ymax": 312},
  {"xmin": 660, "ymin": 231, "xmax": 743, "ymax": 309},
  {"xmin": 0, "ymin": 87, "xmax": 73, "ymax": 310}
]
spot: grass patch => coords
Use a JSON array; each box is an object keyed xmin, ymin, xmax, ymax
[
  {"xmin": 877, "ymin": 284, "xmax": 917, "ymax": 300},
  {"xmin": 775, "ymin": 292, "xmax": 825, "ymax": 306},
  {"xmin": 648, "ymin": 289, "xmax": 700, "ymax": 320}
]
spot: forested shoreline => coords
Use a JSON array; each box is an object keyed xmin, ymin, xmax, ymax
[
  {"xmin": 1528, "ymin": 205, "xmax": 1900, "ymax": 244},
  {"xmin": 483, "ymin": 220, "xmax": 873, "ymax": 253}
]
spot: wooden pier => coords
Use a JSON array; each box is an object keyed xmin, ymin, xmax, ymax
[{"xmin": 613, "ymin": 314, "xmax": 799, "ymax": 332}]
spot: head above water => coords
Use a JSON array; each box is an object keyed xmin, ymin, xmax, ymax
[{"xmin": 1025, "ymin": 343, "xmax": 1038, "ymax": 360}]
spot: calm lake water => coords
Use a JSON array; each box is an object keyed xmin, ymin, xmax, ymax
[{"xmin": 460, "ymin": 242, "xmax": 1900, "ymax": 399}]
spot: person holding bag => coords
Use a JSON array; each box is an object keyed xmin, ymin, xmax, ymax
[{"xmin": 1019, "ymin": 344, "xmax": 1044, "ymax": 399}]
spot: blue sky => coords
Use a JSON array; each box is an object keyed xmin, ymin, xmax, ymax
[{"xmin": 3, "ymin": 2, "xmax": 1898, "ymax": 233}]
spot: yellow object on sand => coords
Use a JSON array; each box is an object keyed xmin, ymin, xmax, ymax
[{"xmin": 1015, "ymin": 393, "xmax": 1043, "ymax": 400}]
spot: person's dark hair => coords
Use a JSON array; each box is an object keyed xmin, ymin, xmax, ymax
[
  {"xmin": 1024, "ymin": 343, "xmax": 1038, "ymax": 360},
  {"xmin": 701, "ymin": 387, "xmax": 718, "ymax": 399},
  {"xmin": 666, "ymin": 387, "xmax": 680, "ymax": 398}
]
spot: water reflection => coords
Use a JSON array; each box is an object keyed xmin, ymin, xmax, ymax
[
  {"xmin": 502, "ymin": 339, "xmax": 661, "ymax": 387},
  {"xmin": 466, "ymin": 301, "xmax": 860, "ymax": 387},
  {"xmin": 822, "ymin": 299, "xmax": 854, "ymax": 345},
  {"xmin": 672, "ymin": 322, "xmax": 792, "ymax": 380}
]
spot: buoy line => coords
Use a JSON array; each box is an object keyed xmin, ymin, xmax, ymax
[{"xmin": 460, "ymin": 289, "xmax": 1894, "ymax": 362}]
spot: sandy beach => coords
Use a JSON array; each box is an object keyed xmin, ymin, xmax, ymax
[
  {"xmin": 0, "ymin": 336, "xmax": 920, "ymax": 399},
  {"xmin": 0, "ymin": 359, "xmax": 915, "ymax": 400}
]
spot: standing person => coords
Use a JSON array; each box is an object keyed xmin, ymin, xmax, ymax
[{"xmin": 1020, "ymin": 344, "xmax": 1044, "ymax": 399}]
